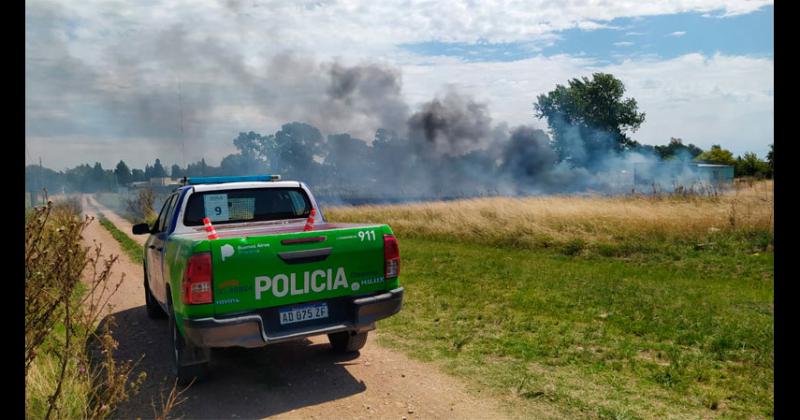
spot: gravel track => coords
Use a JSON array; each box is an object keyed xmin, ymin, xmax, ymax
[{"xmin": 80, "ymin": 194, "xmax": 509, "ymax": 419}]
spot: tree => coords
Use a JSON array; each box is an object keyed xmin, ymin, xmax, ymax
[
  {"xmin": 25, "ymin": 165, "xmax": 65, "ymax": 194},
  {"xmin": 114, "ymin": 160, "xmax": 132, "ymax": 186},
  {"xmin": 151, "ymin": 158, "xmax": 167, "ymax": 178},
  {"xmin": 766, "ymin": 144, "xmax": 774, "ymax": 177},
  {"xmin": 131, "ymin": 168, "xmax": 145, "ymax": 182},
  {"xmin": 323, "ymin": 133, "xmax": 371, "ymax": 184},
  {"xmin": 534, "ymin": 73, "xmax": 645, "ymax": 166},
  {"xmin": 91, "ymin": 162, "xmax": 114, "ymax": 192},
  {"xmin": 371, "ymin": 128, "xmax": 416, "ymax": 189},
  {"xmin": 654, "ymin": 138, "xmax": 703, "ymax": 160},
  {"xmin": 694, "ymin": 145, "xmax": 735, "ymax": 166},
  {"xmin": 268, "ymin": 122, "xmax": 325, "ymax": 182},
  {"xmin": 233, "ymin": 131, "xmax": 269, "ymax": 161},
  {"xmin": 220, "ymin": 153, "xmax": 267, "ymax": 176},
  {"xmin": 186, "ymin": 158, "xmax": 220, "ymax": 177},
  {"xmin": 735, "ymin": 152, "xmax": 769, "ymax": 178},
  {"xmin": 219, "ymin": 131, "xmax": 271, "ymax": 176},
  {"xmin": 171, "ymin": 164, "xmax": 184, "ymax": 178}
]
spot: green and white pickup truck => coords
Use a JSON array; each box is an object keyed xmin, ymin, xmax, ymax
[{"xmin": 131, "ymin": 175, "xmax": 403, "ymax": 384}]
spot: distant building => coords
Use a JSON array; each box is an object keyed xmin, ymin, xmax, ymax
[
  {"xmin": 129, "ymin": 177, "xmax": 180, "ymax": 189},
  {"xmin": 148, "ymin": 177, "xmax": 179, "ymax": 187},
  {"xmin": 633, "ymin": 161, "xmax": 734, "ymax": 188},
  {"xmin": 693, "ymin": 163, "xmax": 735, "ymax": 184}
]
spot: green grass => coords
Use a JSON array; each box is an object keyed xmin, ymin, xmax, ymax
[
  {"xmin": 376, "ymin": 239, "xmax": 773, "ymax": 419},
  {"xmin": 97, "ymin": 213, "xmax": 144, "ymax": 264},
  {"xmin": 26, "ymin": 283, "xmax": 92, "ymax": 419},
  {"xmin": 27, "ymin": 345, "xmax": 92, "ymax": 419}
]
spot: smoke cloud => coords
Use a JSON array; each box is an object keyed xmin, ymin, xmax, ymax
[
  {"xmin": 26, "ymin": 7, "xmax": 723, "ymax": 200},
  {"xmin": 408, "ymin": 90, "xmax": 494, "ymax": 157}
]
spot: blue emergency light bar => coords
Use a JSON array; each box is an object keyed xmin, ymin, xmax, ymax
[{"xmin": 184, "ymin": 175, "xmax": 281, "ymax": 185}]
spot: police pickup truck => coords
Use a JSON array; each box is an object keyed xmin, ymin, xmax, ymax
[{"xmin": 132, "ymin": 175, "xmax": 403, "ymax": 384}]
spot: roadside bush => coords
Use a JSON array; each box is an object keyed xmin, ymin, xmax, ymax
[
  {"xmin": 125, "ymin": 188, "xmax": 158, "ymax": 225},
  {"xmin": 25, "ymin": 200, "xmax": 145, "ymax": 419}
]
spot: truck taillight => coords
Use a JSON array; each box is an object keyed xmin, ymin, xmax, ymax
[
  {"xmin": 384, "ymin": 234, "xmax": 400, "ymax": 279},
  {"xmin": 182, "ymin": 252, "xmax": 213, "ymax": 305}
]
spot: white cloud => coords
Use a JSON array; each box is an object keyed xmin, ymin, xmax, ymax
[
  {"xmin": 399, "ymin": 53, "xmax": 773, "ymax": 156},
  {"xmin": 32, "ymin": 0, "xmax": 772, "ymax": 61},
  {"xmin": 667, "ymin": 31, "xmax": 688, "ymax": 37},
  {"xmin": 614, "ymin": 41, "xmax": 636, "ymax": 47},
  {"xmin": 25, "ymin": 0, "xmax": 774, "ymax": 168}
]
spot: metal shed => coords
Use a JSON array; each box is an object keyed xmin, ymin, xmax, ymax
[
  {"xmin": 693, "ymin": 163, "xmax": 735, "ymax": 184},
  {"xmin": 632, "ymin": 161, "xmax": 734, "ymax": 189}
]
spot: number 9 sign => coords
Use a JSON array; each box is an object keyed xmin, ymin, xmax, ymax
[{"xmin": 203, "ymin": 194, "xmax": 230, "ymax": 221}]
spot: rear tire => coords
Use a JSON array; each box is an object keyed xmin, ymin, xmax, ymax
[
  {"xmin": 328, "ymin": 331, "xmax": 368, "ymax": 353},
  {"xmin": 144, "ymin": 273, "xmax": 166, "ymax": 319},
  {"xmin": 168, "ymin": 297, "xmax": 210, "ymax": 385}
]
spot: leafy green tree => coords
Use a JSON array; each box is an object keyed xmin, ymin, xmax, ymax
[
  {"xmin": 233, "ymin": 131, "xmax": 269, "ymax": 161},
  {"xmin": 114, "ymin": 160, "xmax": 132, "ymax": 186},
  {"xmin": 91, "ymin": 162, "xmax": 105, "ymax": 182},
  {"xmin": 268, "ymin": 122, "xmax": 325, "ymax": 182},
  {"xmin": 735, "ymin": 152, "xmax": 769, "ymax": 178},
  {"xmin": 323, "ymin": 133, "xmax": 371, "ymax": 183},
  {"xmin": 694, "ymin": 145, "xmax": 736, "ymax": 166},
  {"xmin": 654, "ymin": 138, "xmax": 703, "ymax": 160},
  {"xmin": 766, "ymin": 144, "xmax": 773, "ymax": 177},
  {"xmin": 371, "ymin": 128, "xmax": 415, "ymax": 188},
  {"xmin": 186, "ymin": 158, "xmax": 209, "ymax": 177},
  {"xmin": 170, "ymin": 164, "xmax": 184, "ymax": 178},
  {"xmin": 220, "ymin": 153, "xmax": 267, "ymax": 175},
  {"xmin": 219, "ymin": 131, "xmax": 272, "ymax": 176},
  {"xmin": 131, "ymin": 168, "xmax": 145, "ymax": 182},
  {"xmin": 61, "ymin": 163, "xmax": 114, "ymax": 192},
  {"xmin": 534, "ymin": 73, "xmax": 646, "ymax": 166},
  {"xmin": 152, "ymin": 158, "xmax": 167, "ymax": 178},
  {"xmin": 25, "ymin": 165, "xmax": 65, "ymax": 194}
]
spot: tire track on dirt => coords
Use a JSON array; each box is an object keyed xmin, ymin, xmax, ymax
[{"xmin": 81, "ymin": 194, "xmax": 510, "ymax": 419}]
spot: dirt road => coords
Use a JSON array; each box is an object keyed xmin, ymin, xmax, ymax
[{"xmin": 80, "ymin": 196, "xmax": 509, "ymax": 419}]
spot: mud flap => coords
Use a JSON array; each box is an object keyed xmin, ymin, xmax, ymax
[{"xmin": 180, "ymin": 340, "xmax": 211, "ymax": 366}]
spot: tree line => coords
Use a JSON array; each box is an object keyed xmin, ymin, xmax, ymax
[{"xmin": 25, "ymin": 73, "xmax": 773, "ymax": 196}]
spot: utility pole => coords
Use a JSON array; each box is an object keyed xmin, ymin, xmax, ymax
[
  {"xmin": 39, "ymin": 157, "xmax": 44, "ymax": 205},
  {"xmin": 178, "ymin": 79, "xmax": 186, "ymax": 171}
]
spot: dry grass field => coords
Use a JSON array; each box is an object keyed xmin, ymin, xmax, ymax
[
  {"xmin": 326, "ymin": 180, "xmax": 773, "ymax": 256},
  {"xmin": 325, "ymin": 180, "xmax": 774, "ymax": 418}
]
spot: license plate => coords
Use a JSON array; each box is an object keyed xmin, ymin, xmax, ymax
[{"xmin": 279, "ymin": 303, "xmax": 329, "ymax": 325}]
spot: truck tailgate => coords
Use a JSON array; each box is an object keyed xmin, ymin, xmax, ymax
[{"xmin": 208, "ymin": 223, "xmax": 388, "ymax": 315}]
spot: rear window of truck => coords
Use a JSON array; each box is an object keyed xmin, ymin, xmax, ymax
[{"xmin": 183, "ymin": 187, "xmax": 312, "ymax": 226}]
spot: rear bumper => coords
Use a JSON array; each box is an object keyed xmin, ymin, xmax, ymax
[{"xmin": 183, "ymin": 287, "xmax": 404, "ymax": 348}]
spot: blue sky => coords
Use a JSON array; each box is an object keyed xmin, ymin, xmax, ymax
[
  {"xmin": 25, "ymin": 1, "xmax": 774, "ymax": 169},
  {"xmin": 403, "ymin": 6, "xmax": 773, "ymax": 64}
]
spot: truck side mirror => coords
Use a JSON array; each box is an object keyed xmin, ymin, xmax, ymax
[{"xmin": 132, "ymin": 223, "xmax": 152, "ymax": 235}]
